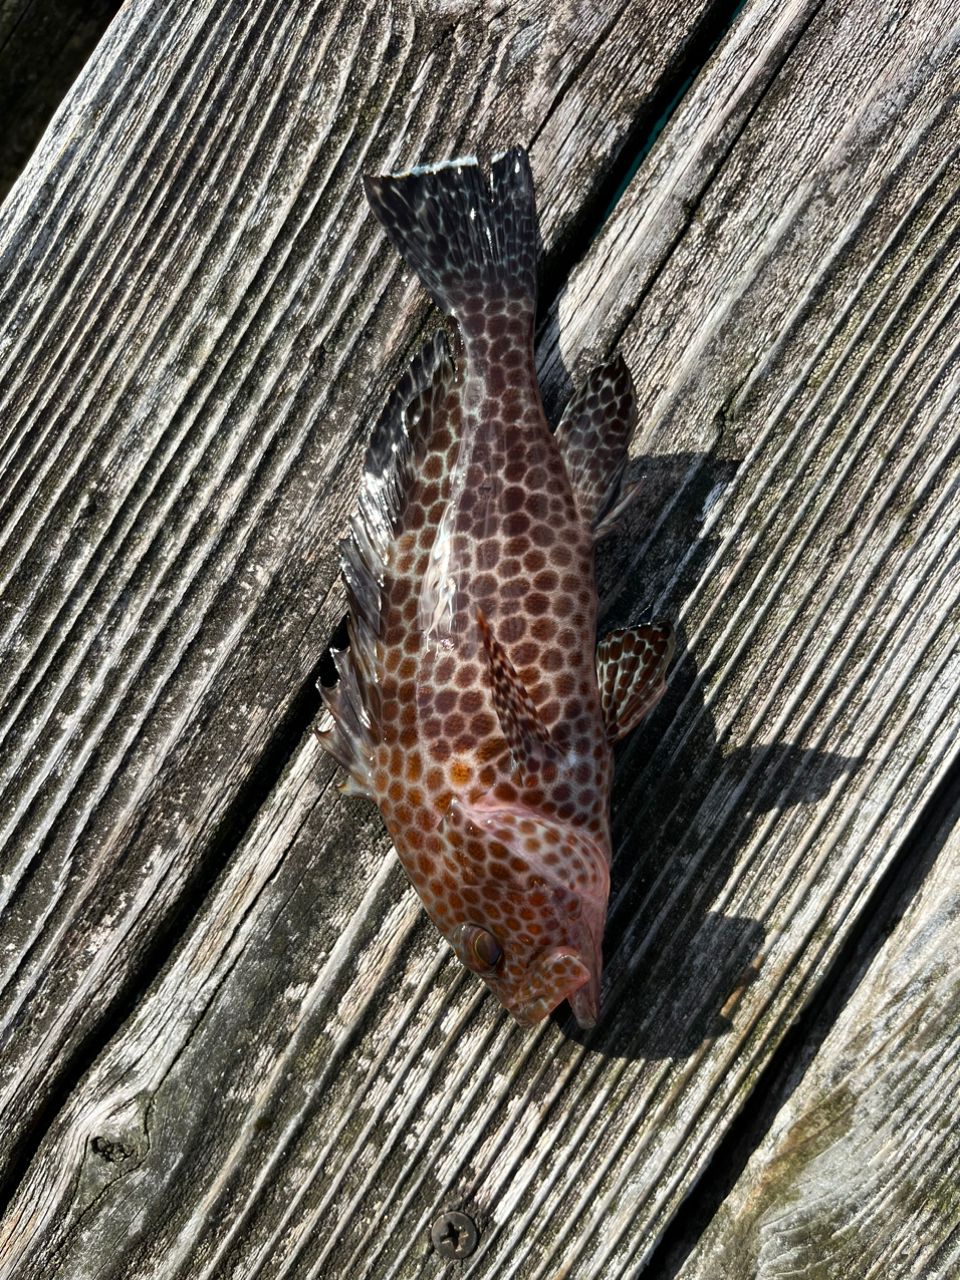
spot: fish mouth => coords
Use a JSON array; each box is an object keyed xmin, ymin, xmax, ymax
[
  {"xmin": 565, "ymin": 909, "xmax": 604, "ymax": 1028},
  {"xmin": 531, "ymin": 892, "xmax": 605, "ymax": 1028},
  {"xmin": 567, "ymin": 969, "xmax": 601, "ymax": 1029},
  {"xmin": 508, "ymin": 944, "xmax": 600, "ymax": 1029}
]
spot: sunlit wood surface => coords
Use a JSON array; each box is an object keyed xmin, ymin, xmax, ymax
[{"xmin": 0, "ymin": 1, "xmax": 957, "ymax": 1276}]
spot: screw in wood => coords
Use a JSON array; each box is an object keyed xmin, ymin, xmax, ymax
[{"xmin": 430, "ymin": 1210, "xmax": 479, "ymax": 1260}]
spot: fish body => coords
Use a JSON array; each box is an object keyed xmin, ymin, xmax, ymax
[{"xmin": 317, "ymin": 149, "xmax": 673, "ymax": 1027}]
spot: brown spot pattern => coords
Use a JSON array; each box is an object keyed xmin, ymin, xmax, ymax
[{"xmin": 318, "ymin": 151, "xmax": 674, "ymax": 1029}]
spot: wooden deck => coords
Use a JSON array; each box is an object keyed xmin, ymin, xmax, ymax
[{"xmin": 0, "ymin": 1, "xmax": 958, "ymax": 1276}]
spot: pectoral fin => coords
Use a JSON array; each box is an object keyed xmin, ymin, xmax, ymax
[
  {"xmin": 597, "ymin": 623, "xmax": 675, "ymax": 741},
  {"xmin": 477, "ymin": 610, "xmax": 558, "ymax": 783}
]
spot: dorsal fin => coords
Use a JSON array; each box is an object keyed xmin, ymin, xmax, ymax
[
  {"xmin": 363, "ymin": 328, "xmax": 453, "ymax": 512},
  {"xmin": 316, "ymin": 331, "xmax": 455, "ymax": 792},
  {"xmin": 477, "ymin": 610, "xmax": 558, "ymax": 783},
  {"xmin": 314, "ymin": 646, "xmax": 375, "ymax": 796},
  {"xmin": 555, "ymin": 354, "xmax": 637, "ymax": 535},
  {"xmin": 340, "ymin": 328, "xmax": 455, "ymax": 669},
  {"xmin": 597, "ymin": 623, "xmax": 675, "ymax": 742}
]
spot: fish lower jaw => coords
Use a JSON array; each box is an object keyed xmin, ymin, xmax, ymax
[
  {"xmin": 508, "ymin": 946, "xmax": 594, "ymax": 1027},
  {"xmin": 568, "ymin": 974, "xmax": 601, "ymax": 1029},
  {"xmin": 510, "ymin": 987, "xmax": 598, "ymax": 1030}
]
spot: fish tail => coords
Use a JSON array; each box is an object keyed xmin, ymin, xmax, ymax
[{"xmin": 364, "ymin": 148, "xmax": 537, "ymax": 330}]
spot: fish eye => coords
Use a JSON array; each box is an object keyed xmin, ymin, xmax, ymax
[
  {"xmin": 458, "ymin": 924, "xmax": 502, "ymax": 972},
  {"xmin": 471, "ymin": 927, "xmax": 503, "ymax": 970}
]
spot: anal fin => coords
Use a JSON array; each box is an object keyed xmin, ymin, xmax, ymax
[
  {"xmin": 477, "ymin": 610, "xmax": 558, "ymax": 783},
  {"xmin": 555, "ymin": 353, "xmax": 636, "ymax": 534},
  {"xmin": 597, "ymin": 623, "xmax": 675, "ymax": 742}
]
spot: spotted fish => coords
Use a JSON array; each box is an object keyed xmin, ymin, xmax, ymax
[{"xmin": 316, "ymin": 148, "xmax": 673, "ymax": 1027}]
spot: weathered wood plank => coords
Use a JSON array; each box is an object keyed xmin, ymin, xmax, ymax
[
  {"xmin": 2, "ymin": 0, "xmax": 958, "ymax": 1276},
  {"xmin": 0, "ymin": 0, "xmax": 721, "ymax": 1192},
  {"xmin": 673, "ymin": 799, "xmax": 960, "ymax": 1280}
]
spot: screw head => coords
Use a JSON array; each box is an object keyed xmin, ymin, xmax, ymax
[{"xmin": 431, "ymin": 1210, "xmax": 478, "ymax": 1260}]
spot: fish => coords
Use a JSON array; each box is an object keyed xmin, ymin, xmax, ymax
[{"xmin": 315, "ymin": 147, "xmax": 674, "ymax": 1028}]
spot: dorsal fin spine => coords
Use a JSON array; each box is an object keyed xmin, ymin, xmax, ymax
[{"xmin": 315, "ymin": 332, "xmax": 454, "ymax": 791}]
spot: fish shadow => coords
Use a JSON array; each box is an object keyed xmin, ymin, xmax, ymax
[{"xmin": 554, "ymin": 449, "xmax": 866, "ymax": 1060}]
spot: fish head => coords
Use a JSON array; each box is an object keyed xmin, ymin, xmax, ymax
[{"xmin": 444, "ymin": 798, "xmax": 610, "ymax": 1028}]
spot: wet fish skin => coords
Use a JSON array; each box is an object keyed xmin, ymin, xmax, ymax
[{"xmin": 315, "ymin": 148, "xmax": 673, "ymax": 1028}]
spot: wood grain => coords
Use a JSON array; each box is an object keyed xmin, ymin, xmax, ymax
[
  {"xmin": 0, "ymin": 0, "xmax": 721, "ymax": 1198},
  {"xmin": 674, "ymin": 800, "xmax": 960, "ymax": 1280},
  {"xmin": 2, "ymin": 0, "xmax": 958, "ymax": 1276}
]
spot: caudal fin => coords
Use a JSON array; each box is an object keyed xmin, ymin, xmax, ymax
[{"xmin": 364, "ymin": 148, "xmax": 537, "ymax": 331}]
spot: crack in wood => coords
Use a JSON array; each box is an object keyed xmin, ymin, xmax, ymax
[{"xmin": 535, "ymin": 0, "xmax": 757, "ymax": 325}]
